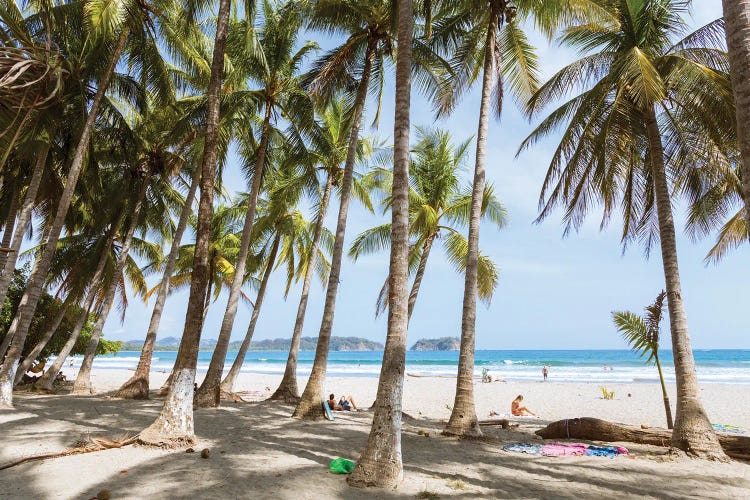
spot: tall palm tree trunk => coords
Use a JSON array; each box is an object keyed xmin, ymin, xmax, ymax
[
  {"xmin": 292, "ymin": 41, "xmax": 376, "ymax": 419},
  {"xmin": 139, "ymin": 0, "xmax": 230, "ymax": 446},
  {"xmin": 0, "ymin": 31, "xmax": 128, "ymax": 407},
  {"xmin": 157, "ymin": 256, "xmax": 215, "ymax": 398},
  {"xmin": 0, "ymin": 184, "xmax": 19, "ymax": 271},
  {"xmin": 654, "ymin": 352, "xmax": 674, "ymax": 429},
  {"xmin": 195, "ymin": 106, "xmax": 271, "ymax": 408},
  {"xmin": 116, "ymin": 167, "xmax": 200, "ymax": 399},
  {"xmin": 347, "ymin": 0, "xmax": 413, "ymax": 488},
  {"xmin": 722, "ymin": 0, "xmax": 750, "ymax": 234},
  {"xmin": 34, "ymin": 210, "xmax": 125, "ymax": 392},
  {"xmin": 220, "ymin": 233, "xmax": 281, "ymax": 393},
  {"xmin": 644, "ymin": 107, "xmax": 726, "ymax": 459},
  {"xmin": 14, "ymin": 294, "xmax": 74, "ymax": 385},
  {"xmin": 0, "ymin": 146, "xmax": 48, "ymax": 309},
  {"xmin": 407, "ymin": 234, "xmax": 435, "ymax": 319},
  {"xmin": 270, "ymin": 172, "xmax": 333, "ymax": 402},
  {"xmin": 72, "ymin": 173, "xmax": 150, "ymax": 394},
  {"xmin": 445, "ymin": 10, "xmax": 500, "ymax": 438}
]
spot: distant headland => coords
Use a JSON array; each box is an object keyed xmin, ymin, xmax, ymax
[{"xmin": 410, "ymin": 337, "xmax": 461, "ymax": 351}]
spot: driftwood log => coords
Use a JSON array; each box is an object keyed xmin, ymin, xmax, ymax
[
  {"xmin": 478, "ymin": 419, "xmax": 511, "ymax": 428},
  {"xmin": 536, "ymin": 417, "xmax": 750, "ymax": 460}
]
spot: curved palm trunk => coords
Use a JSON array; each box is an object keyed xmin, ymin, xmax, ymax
[
  {"xmin": 0, "ymin": 31, "xmax": 128, "ymax": 407},
  {"xmin": 36, "ymin": 299, "xmax": 96, "ymax": 391},
  {"xmin": 0, "ymin": 184, "xmax": 18, "ymax": 271},
  {"xmin": 645, "ymin": 108, "xmax": 725, "ymax": 459},
  {"xmin": 445, "ymin": 11, "xmax": 500, "ymax": 438},
  {"xmin": 407, "ymin": 234, "xmax": 435, "ymax": 320},
  {"xmin": 35, "ymin": 209, "xmax": 124, "ymax": 392},
  {"xmin": 220, "ymin": 234, "xmax": 280, "ymax": 393},
  {"xmin": 139, "ymin": 0, "xmax": 230, "ymax": 445},
  {"xmin": 347, "ymin": 0, "xmax": 413, "ymax": 488},
  {"xmin": 0, "ymin": 146, "xmax": 48, "ymax": 310},
  {"xmin": 654, "ymin": 353, "xmax": 674, "ymax": 430},
  {"xmin": 72, "ymin": 173, "xmax": 150, "ymax": 394},
  {"xmin": 723, "ymin": 0, "xmax": 750, "ymax": 234},
  {"xmin": 270, "ymin": 172, "xmax": 333, "ymax": 402},
  {"xmin": 292, "ymin": 41, "xmax": 376, "ymax": 420},
  {"xmin": 14, "ymin": 294, "xmax": 74, "ymax": 385},
  {"xmin": 116, "ymin": 167, "xmax": 200, "ymax": 399},
  {"xmin": 155, "ymin": 264, "xmax": 213, "ymax": 398},
  {"xmin": 195, "ymin": 106, "xmax": 271, "ymax": 408}
]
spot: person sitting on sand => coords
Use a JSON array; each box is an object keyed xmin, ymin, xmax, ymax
[
  {"xmin": 511, "ymin": 395, "xmax": 536, "ymax": 416},
  {"xmin": 328, "ymin": 394, "xmax": 357, "ymax": 411}
]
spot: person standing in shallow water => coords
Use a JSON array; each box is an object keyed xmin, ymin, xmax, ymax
[{"xmin": 542, "ymin": 365, "xmax": 549, "ymax": 381}]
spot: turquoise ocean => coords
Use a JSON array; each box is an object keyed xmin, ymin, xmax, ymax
[{"xmin": 77, "ymin": 349, "xmax": 750, "ymax": 384}]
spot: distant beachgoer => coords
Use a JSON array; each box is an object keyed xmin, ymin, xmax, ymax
[
  {"xmin": 328, "ymin": 393, "xmax": 357, "ymax": 411},
  {"xmin": 511, "ymin": 395, "xmax": 536, "ymax": 417},
  {"xmin": 542, "ymin": 365, "xmax": 548, "ymax": 381}
]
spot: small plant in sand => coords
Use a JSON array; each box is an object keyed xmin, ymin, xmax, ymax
[
  {"xmin": 613, "ymin": 291, "xmax": 674, "ymax": 429},
  {"xmin": 600, "ymin": 387, "xmax": 615, "ymax": 400},
  {"xmin": 446, "ymin": 478, "xmax": 467, "ymax": 490}
]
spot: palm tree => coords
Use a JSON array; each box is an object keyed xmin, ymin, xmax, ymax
[
  {"xmin": 220, "ymin": 160, "xmax": 334, "ymax": 394},
  {"xmin": 195, "ymin": 2, "xmax": 317, "ymax": 408},
  {"xmin": 722, "ymin": 2, "xmax": 750, "ymax": 235},
  {"xmin": 613, "ymin": 291, "xmax": 673, "ymax": 429},
  {"xmin": 0, "ymin": 26, "xmax": 129, "ymax": 408},
  {"xmin": 72, "ymin": 100, "xmax": 183, "ymax": 394},
  {"xmin": 520, "ymin": 0, "xmax": 731, "ymax": 458},
  {"xmin": 139, "ymin": 0, "xmax": 234, "ymax": 446},
  {"xmin": 429, "ymin": 0, "xmax": 547, "ymax": 437},
  {"xmin": 115, "ymin": 165, "xmax": 200, "ymax": 399},
  {"xmin": 347, "ymin": 0, "xmax": 413, "ymax": 488},
  {"xmin": 0, "ymin": 0, "xmax": 175, "ymax": 407},
  {"xmin": 292, "ymin": 0, "xmax": 398, "ymax": 420},
  {"xmin": 270, "ymin": 97, "xmax": 373, "ymax": 402},
  {"xmin": 350, "ymin": 127, "xmax": 506, "ymax": 320}
]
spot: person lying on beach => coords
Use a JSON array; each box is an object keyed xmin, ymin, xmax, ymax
[
  {"xmin": 328, "ymin": 394, "xmax": 357, "ymax": 411},
  {"xmin": 511, "ymin": 395, "xmax": 536, "ymax": 416}
]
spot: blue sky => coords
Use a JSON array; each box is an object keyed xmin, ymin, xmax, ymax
[{"xmin": 102, "ymin": 0, "xmax": 749, "ymax": 350}]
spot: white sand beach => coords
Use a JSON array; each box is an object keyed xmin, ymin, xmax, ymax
[{"xmin": 1, "ymin": 367, "xmax": 748, "ymax": 499}]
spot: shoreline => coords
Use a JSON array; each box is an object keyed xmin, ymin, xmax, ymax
[{"xmin": 54, "ymin": 366, "xmax": 750, "ymax": 430}]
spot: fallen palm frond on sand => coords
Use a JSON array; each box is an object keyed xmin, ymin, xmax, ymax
[{"xmin": 0, "ymin": 434, "xmax": 139, "ymax": 471}]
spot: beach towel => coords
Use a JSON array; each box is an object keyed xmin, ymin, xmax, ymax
[
  {"xmin": 713, "ymin": 424, "xmax": 744, "ymax": 434},
  {"xmin": 584, "ymin": 445, "xmax": 628, "ymax": 458},
  {"xmin": 329, "ymin": 458, "xmax": 355, "ymax": 474},
  {"xmin": 502, "ymin": 443, "xmax": 543, "ymax": 455},
  {"xmin": 541, "ymin": 442, "xmax": 588, "ymax": 456}
]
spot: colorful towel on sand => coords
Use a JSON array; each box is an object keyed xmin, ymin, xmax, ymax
[
  {"xmin": 502, "ymin": 443, "xmax": 543, "ymax": 455},
  {"xmin": 584, "ymin": 445, "xmax": 628, "ymax": 458},
  {"xmin": 713, "ymin": 424, "xmax": 744, "ymax": 434},
  {"xmin": 541, "ymin": 442, "xmax": 588, "ymax": 456},
  {"xmin": 504, "ymin": 442, "xmax": 629, "ymax": 458}
]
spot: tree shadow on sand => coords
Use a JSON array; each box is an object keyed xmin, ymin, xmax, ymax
[{"xmin": 1, "ymin": 395, "xmax": 749, "ymax": 499}]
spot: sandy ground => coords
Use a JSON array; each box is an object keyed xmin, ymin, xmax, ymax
[{"xmin": 1, "ymin": 367, "xmax": 749, "ymax": 499}]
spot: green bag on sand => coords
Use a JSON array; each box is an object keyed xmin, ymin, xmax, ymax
[{"xmin": 329, "ymin": 458, "xmax": 355, "ymax": 474}]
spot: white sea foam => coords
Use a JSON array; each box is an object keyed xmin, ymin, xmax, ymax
[{"xmin": 72, "ymin": 354, "xmax": 750, "ymax": 384}]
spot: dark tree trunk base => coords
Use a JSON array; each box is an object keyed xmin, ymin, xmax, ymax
[
  {"xmin": 292, "ymin": 400, "xmax": 326, "ymax": 420},
  {"xmin": 443, "ymin": 415, "xmax": 483, "ymax": 438},
  {"xmin": 193, "ymin": 386, "xmax": 220, "ymax": 408},
  {"xmin": 536, "ymin": 417, "xmax": 745, "ymax": 461},
  {"xmin": 267, "ymin": 384, "xmax": 300, "ymax": 404},
  {"xmin": 115, "ymin": 376, "xmax": 150, "ymax": 400}
]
